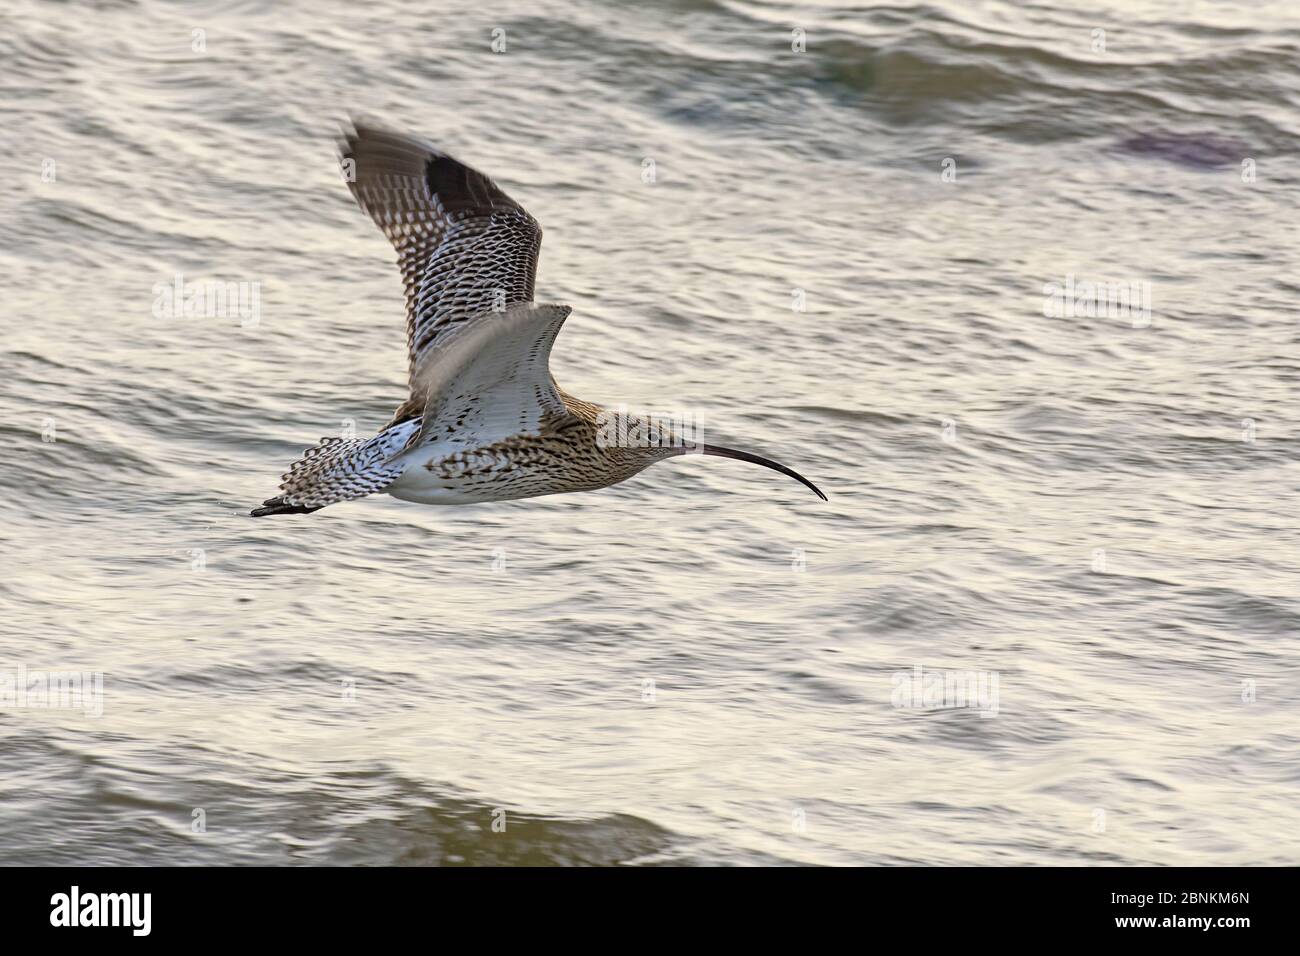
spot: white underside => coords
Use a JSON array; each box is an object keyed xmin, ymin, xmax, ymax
[
  {"xmin": 378, "ymin": 303, "xmax": 575, "ymax": 506},
  {"xmin": 385, "ymin": 473, "xmax": 499, "ymax": 505},
  {"xmin": 383, "ymin": 443, "xmax": 538, "ymax": 505}
]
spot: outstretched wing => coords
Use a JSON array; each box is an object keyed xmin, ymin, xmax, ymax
[
  {"xmin": 338, "ymin": 121, "xmax": 542, "ymax": 419},
  {"xmin": 398, "ymin": 302, "xmax": 576, "ymax": 453}
]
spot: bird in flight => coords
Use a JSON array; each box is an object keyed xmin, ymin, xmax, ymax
[{"xmin": 251, "ymin": 121, "xmax": 825, "ymax": 517}]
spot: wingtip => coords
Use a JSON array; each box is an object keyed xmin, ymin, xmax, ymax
[
  {"xmin": 335, "ymin": 112, "xmax": 389, "ymax": 159},
  {"xmin": 335, "ymin": 113, "xmax": 369, "ymax": 161}
]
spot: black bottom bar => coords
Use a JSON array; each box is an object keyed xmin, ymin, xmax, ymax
[{"xmin": 0, "ymin": 866, "xmax": 1282, "ymax": 942}]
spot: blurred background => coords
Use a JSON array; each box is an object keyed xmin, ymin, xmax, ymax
[{"xmin": 1, "ymin": 0, "xmax": 1297, "ymax": 864}]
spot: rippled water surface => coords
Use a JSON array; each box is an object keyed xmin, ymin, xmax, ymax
[{"xmin": 2, "ymin": 0, "xmax": 1299, "ymax": 865}]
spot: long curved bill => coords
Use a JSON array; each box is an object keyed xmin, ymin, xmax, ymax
[{"xmin": 692, "ymin": 443, "xmax": 827, "ymax": 501}]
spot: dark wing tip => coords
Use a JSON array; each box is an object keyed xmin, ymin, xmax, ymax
[
  {"xmin": 334, "ymin": 115, "xmax": 531, "ymax": 218},
  {"xmin": 334, "ymin": 115, "xmax": 443, "ymax": 183},
  {"xmin": 335, "ymin": 112, "xmax": 379, "ymax": 165}
]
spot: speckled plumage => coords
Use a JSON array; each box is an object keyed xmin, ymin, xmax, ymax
[
  {"xmin": 340, "ymin": 122, "xmax": 541, "ymax": 427},
  {"xmin": 389, "ymin": 389, "xmax": 678, "ymax": 504},
  {"xmin": 251, "ymin": 121, "xmax": 824, "ymax": 517}
]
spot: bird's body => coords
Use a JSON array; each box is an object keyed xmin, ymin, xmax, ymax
[
  {"xmin": 252, "ymin": 121, "xmax": 824, "ymax": 517},
  {"xmin": 384, "ymin": 391, "xmax": 667, "ymax": 505}
]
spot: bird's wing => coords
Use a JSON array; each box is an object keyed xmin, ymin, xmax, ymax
[
  {"xmin": 338, "ymin": 121, "xmax": 542, "ymax": 421},
  {"xmin": 397, "ymin": 302, "xmax": 576, "ymax": 452}
]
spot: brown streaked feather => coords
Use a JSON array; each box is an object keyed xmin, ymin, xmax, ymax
[
  {"xmin": 338, "ymin": 120, "xmax": 542, "ymax": 425},
  {"xmin": 411, "ymin": 391, "xmax": 673, "ymax": 501}
]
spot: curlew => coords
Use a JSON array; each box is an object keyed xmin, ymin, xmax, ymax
[{"xmin": 251, "ymin": 122, "xmax": 825, "ymax": 517}]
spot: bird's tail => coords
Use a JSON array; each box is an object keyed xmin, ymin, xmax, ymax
[
  {"xmin": 250, "ymin": 496, "xmax": 323, "ymax": 517},
  {"xmin": 250, "ymin": 431, "xmax": 410, "ymax": 517}
]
